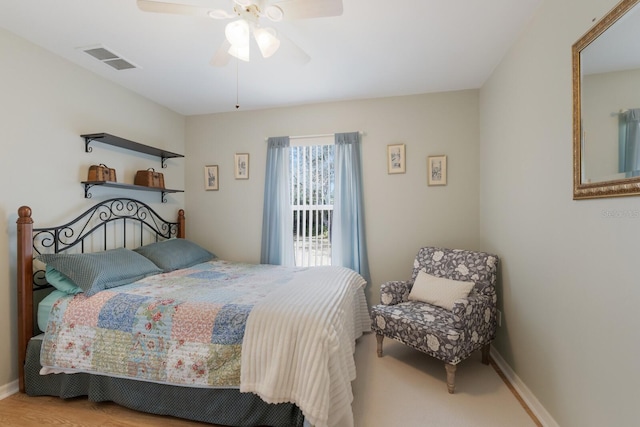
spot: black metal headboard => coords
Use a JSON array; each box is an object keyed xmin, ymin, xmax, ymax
[
  {"xmin": 16, "ymin": 198, "xmax": 185, "ymax": 392},
  {"xmin": 31, "ymin": 198, "xmax": 182, "ymax": 289}
]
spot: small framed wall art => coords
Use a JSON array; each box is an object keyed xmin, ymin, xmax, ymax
[
  {"xmin": 234, "ymin": 153, "xmax": 249, "ymax": 180},
  {"xmin": 387, "ymin": 143, "xmax": 406, "ymax": 174},
  {"xmin": 427, "ymin": 155, "xmax": 447, "ymax": 186},
  {"xmin": 204, "ymin": 165, "xmax": 219, "ymax": 191}
]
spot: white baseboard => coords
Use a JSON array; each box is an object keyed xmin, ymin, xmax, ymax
[
  {"xmin": 490, "ymin": 347, "xmax": 559, "ymax": 427},
  {"xmin": 0, "ymin": 380, "xmax": 19, "ymax": 400}
]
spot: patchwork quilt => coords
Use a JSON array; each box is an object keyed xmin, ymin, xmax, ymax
[
  {"xmin": 41, "ymin": 259, "xmax": 370, "ymax": 427},
  {"xmin": 41, "ymin": 260, "xmax": 302, "ymax": 388}
]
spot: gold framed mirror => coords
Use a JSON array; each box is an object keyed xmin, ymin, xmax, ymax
[{"xmin": 573, "ymin": 0, "xmax": 640, "ymax": 199}]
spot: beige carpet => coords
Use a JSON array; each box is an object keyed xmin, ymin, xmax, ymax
[{"xmin": 351, "ymin": 332, "xmax": 537, "ymax": 427}]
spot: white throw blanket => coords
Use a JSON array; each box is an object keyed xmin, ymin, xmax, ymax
[{"xmin": 240, "ymin": 266, "xmax": 370, "ymax": 427}]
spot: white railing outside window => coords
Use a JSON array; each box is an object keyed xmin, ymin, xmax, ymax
[{"xmin": 290, "ymin": 144, "xmax": 334, "ymax": 267}]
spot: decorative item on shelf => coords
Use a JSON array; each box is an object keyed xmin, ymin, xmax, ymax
[
  {"xmin": 134, "ymin": 168, "xmax": 165, "ymax": 188},
  {"xmin": 87, "ymin": 164, "xmax": 117, "ymax": 182}
]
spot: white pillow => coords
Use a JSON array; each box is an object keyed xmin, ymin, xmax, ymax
[{"xmin": 408, "ymin": 270, "xmax": 475, "ymax": 310}]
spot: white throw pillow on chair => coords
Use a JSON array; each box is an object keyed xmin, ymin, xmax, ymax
[{"xmin": 408, "ymin": 270, "xmax": 475, "ymax": 310}]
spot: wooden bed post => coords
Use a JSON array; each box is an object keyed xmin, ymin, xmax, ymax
[
  {"xmin": 177, "ymin": 209, "xmax": 185, "ymax": 238},
  {"xmin": 16, "ymin": 206, "xmax": 33, "ymax": 393}
]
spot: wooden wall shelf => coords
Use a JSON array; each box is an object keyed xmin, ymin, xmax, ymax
[
  {"xmin": 81, "ymin": 133, "xmax": 184, "ymax": 168},
  {"xmin": 81, "ymin": 181, "xmax": 184, "ymax": 203},
  {"xmin": 80, "ymin": 132, "xmax": 184, "ymax": 202}
]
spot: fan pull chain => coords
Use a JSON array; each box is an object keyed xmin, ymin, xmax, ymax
[{"xmin": 235, "ymin": 58, "xmax": 240, "ymax": 110}]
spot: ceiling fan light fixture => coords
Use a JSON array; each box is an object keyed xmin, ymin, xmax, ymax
[
  {"xmin": 254, "ymin": 27, "xmax": 280, "ymax": 58},
  {"xmin": 265, "ymin": 5, "xmax": 284, "ymax": 22},
  {"xmin": 233, "ymin": 0, "xmax": 252, "ymax": 7},
  {"xmin": 225, "ymin": 19, "xmax": 250, "ymax": 47},
  {"xmin": 228, "ymin": 44, "xmax": 250, "ymax": 62}
]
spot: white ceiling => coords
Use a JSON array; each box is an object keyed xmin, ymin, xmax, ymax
[{"xmin": 0, "ymin": 0, "xmax": 541, "ymax": 116}]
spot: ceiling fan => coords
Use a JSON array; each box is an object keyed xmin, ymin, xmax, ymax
[{"xmin": 136, "ymin": 0, "xmax": 344, "ymax": 66}]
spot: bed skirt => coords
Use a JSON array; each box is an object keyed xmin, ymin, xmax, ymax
[{"xmin": 24, "ymin": 337, "xmax": 304, "ymax": 427}]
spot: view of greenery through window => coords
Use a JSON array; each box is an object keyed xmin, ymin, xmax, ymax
[{"xmin": 290, "ymin": 144, "xmax": 334, "ymax": 267}]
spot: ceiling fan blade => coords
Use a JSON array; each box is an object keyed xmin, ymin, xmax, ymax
[
  {"xmin": 211, "ymin": 40, "xmax": 233, "ymax": 67},
  {"xmin": 270, "ymin": 0, "xmax": 343, "ymax": 21},
  {"xmin": 277, "ymin": 32, "xmax": 311, "ymax": 64},
  {"xmin": 136, "ymin": 0, "xmax": 232, "ymax": 19}
]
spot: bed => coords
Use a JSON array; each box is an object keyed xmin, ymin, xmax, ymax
[{"xmin": 16, "ymin": 198, "xmax": 370, "ymax": 427}]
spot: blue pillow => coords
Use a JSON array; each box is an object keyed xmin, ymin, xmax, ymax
[
  {"xmin": 45, "ymin": 265, "xmax": 83, "ymax": 294},
  {"xmin": 38, "ymin": 248, "xmax": 162, "ymax": 297},
  {"xmin": 134, "ymin": 239, "xmax": 214, "ymax": 272}
]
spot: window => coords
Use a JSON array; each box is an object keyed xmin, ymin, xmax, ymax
[
  {"xmin": 262, "ymin": 132, "xmax": 367, "ymax": 280},
  {"xmin": 290, "ymin": 142, "xmax": 334, "ymax": 267}
]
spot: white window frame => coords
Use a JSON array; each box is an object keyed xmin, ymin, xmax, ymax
[{"xmin": 290, "ymin": 136, "xmax": 334, "ymax": 267}]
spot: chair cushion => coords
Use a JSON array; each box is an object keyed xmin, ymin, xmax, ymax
[
  {"xmin": 371, "ymin": 301, "xmax": 471, "ymax": 364},
  {"xmin": 408, "ymin": 270, "xmax": 475, "ymax": 310}
]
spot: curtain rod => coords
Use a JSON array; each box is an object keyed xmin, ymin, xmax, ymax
[
  {"xmin": 264, "ymin": 131, "xmax": 365, "ymax": 142},
  {"xmin": 291, "ymin": 133, "xmax": 334, "ymax": 140}
]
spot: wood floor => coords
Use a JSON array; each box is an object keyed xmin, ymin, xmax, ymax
[{"xmin": 0, "ymin": 392, "xmax": 215, "ymax": 427}]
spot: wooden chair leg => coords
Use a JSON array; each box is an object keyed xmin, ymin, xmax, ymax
[
  {"xmin": 481, "ymin": 343, "xmax": 490, "ymax": 365},
  {"xmin": 445, "ymin": 363, "xmax": 456, "ymax": 394},
  {"xmin": 376, "ymin": 334, "xmax": 384, "ymax": 357}
]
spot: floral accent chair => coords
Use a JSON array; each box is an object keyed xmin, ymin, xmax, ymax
[{"xmin": 370, "ymin": 247, "xmax": 499, "ymax": 393}]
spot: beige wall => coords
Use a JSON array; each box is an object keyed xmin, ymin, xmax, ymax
[
  {"xmin": 479, "ymin": 0, "xmax": 639, "ymax": 425},
  {"xmin": 185, "ymin": 90, "xmax": 481, "ymax": 305},
  {"xmin": 0, "ymin": 29, "xmax": 185, "ymax": 392}
]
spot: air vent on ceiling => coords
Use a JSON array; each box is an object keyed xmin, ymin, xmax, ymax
[{"xmin": 79, "ymin": 45, "xmax": 137, "ymax": 71}]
